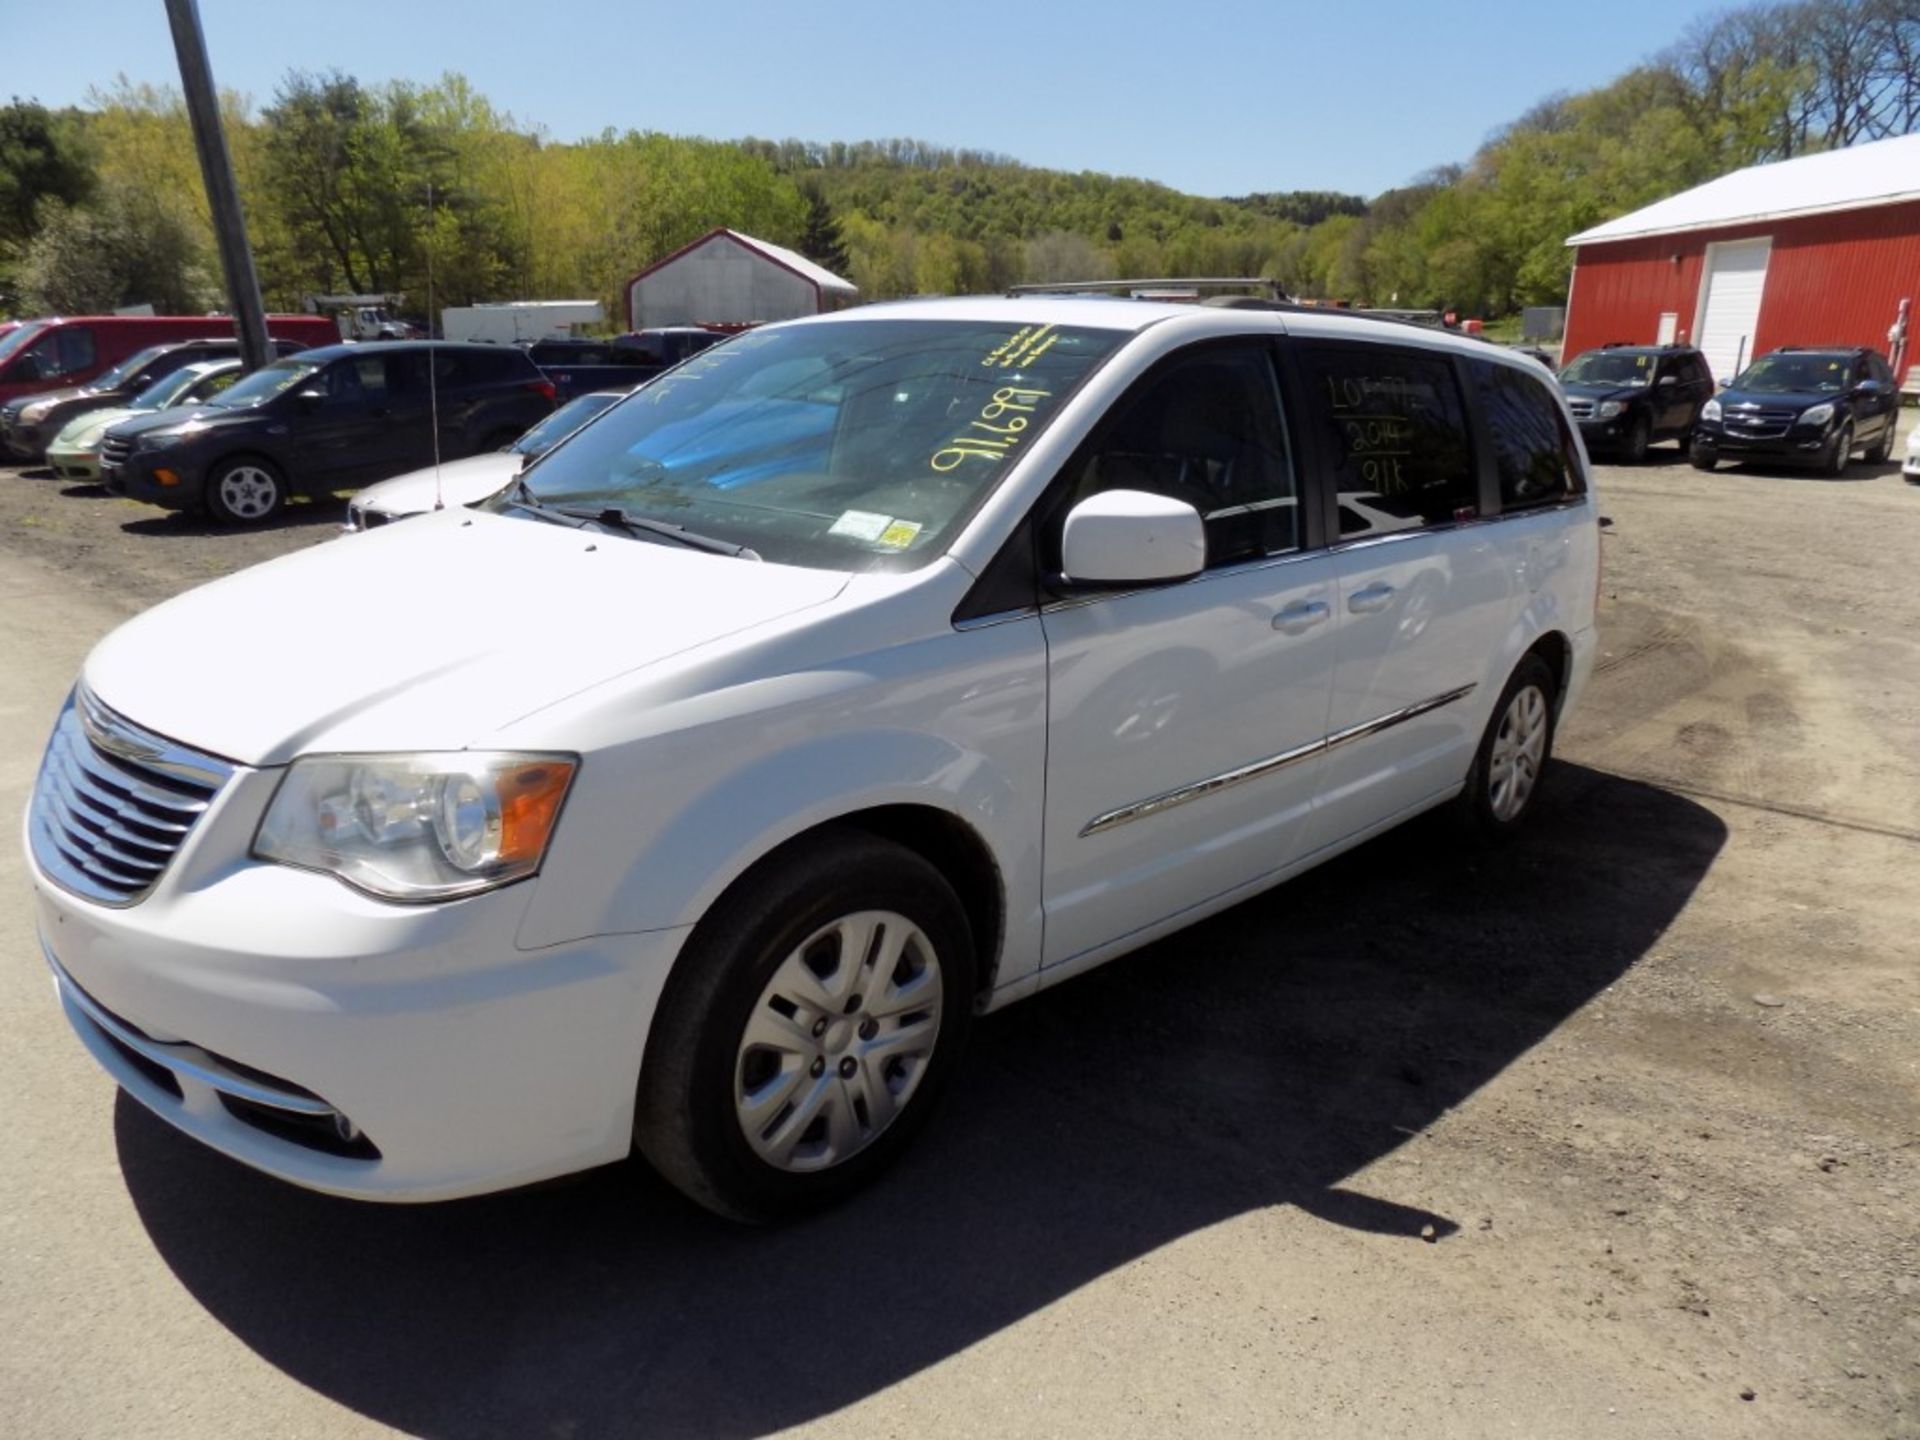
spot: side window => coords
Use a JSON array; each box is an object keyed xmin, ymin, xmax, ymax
[
  {"xmin": 57, "ymin": 328, "xmax": 96, "ymax": 376},
  {"xmin": 1060, "ymin": 344, "xmax": 1299, "ymax": 568},
  {"xmin": 1301, "ymin": 343, "xmax": 1475, "ymax": 538},
  {"xmin": 1869, "ymin": 354, "xmax": 1894, "ymax": 386},
  {"xmin": 323, "ymin": 357, "xmax": 390, "ymax": 403},
  {"xmin": 189, "ymin": 371, "xmax": 237, "ymax": 401},
  {"xmin": 27, "ymin": 328, "xmax": 94, "ymax": 379},
  {"xmin": 1471, "ymin": 359, "xmax": 1582, "ymax": 509}
]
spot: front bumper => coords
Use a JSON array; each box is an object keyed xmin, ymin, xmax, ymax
[
  {"xmin": 100, "ymin": 448, "xmax": 204, "ymax": 508},
  {"xmin": 28, "ymin": 776, "xmax": 688, "ymax": 1200},
  {"xmin": 1692, "ymin": 422, "xmax": 1834, "ymax": 467},
  {"xmin": 45, "ymin": 443, "xmax": 101, "ymax": 481},
  {"xmin": 1574, "ymin": 416, "xmax": 1640, "ymax": 450}
]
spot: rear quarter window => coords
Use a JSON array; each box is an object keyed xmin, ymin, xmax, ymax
[{"xmin": 1469, "ymin": 358, "xmax": 1585, "ymax": 509}]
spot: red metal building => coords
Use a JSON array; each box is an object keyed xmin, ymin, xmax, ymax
[{"xmin": 1563, "ymin": 133, "xmax": 1920, "ymax": 387}]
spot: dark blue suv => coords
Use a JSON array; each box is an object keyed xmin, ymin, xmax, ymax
[
  {"xmin": 100, "ymin": 342, "xmax": 557, "ymax": 525},
  {"xmin": 1690, "ymin": 347, "xmax": 1901, "ymax": 476}
]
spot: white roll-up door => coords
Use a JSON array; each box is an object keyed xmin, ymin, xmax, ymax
[{"xmin": 1694, "ymin": 238, "xmax": 1771, "ymax": 382}]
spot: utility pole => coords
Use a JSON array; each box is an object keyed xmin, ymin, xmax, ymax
[{"xmin": 164, "ymin": 0, "xmax": 271, "ymax": 371}]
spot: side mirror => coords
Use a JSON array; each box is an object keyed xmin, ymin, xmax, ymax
[
  {"xmin": 293, "ymin": 387, "xmax": 326, "ymax": 409},
  {"xmin": 1060, "ymin": 489, "xmax": 1206, "ymax": 587},
  {"xmin": 1851, "ymin": 379, "xmax": 1881, "ymax": 396},
  {"xmin": 10, "ymin": 355, "xmax": 41, "ymax": 382},
  {"xmin": 1656, "ymin": 374, "xmax": 1677, "ymax": 387}
]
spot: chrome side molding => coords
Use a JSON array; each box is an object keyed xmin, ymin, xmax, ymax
[{"xmin": 1080, "ymin": 683, "xmax": 1477, "ymax": 838}]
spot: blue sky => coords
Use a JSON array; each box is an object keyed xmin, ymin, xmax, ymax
[{"xmin": 16, "ymin": 0, "xmax": 1741, "ymax": 198}]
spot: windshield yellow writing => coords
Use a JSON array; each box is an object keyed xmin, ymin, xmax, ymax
[{"xmin": 931, "ymin": 385, "xmax": 1052, "ymax": 472}]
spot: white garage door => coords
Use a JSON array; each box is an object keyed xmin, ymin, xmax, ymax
[{"xmin": 1695, "ymin": 238, "xmax": 1771, "ymax": 383}]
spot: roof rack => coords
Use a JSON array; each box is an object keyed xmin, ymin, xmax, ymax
[{"xmin": 1007, "ymin": 277, "xmax": 1290, "ymax": 301}]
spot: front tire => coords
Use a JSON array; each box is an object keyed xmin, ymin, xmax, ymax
[
  {"xmin": 1622, "ymin": 414, "xmax": 1650, "ymax": 464},
  {"xmin": 1826, "ymin": 423, "xmax": 1853, "ymax": 478},
  {"xmin": 1458, "ymin": 655, "xmax": 1558, "ymax": 837},
  {"xmin": 1689, "ymin": 444, "xmax": 1717, "ymax": 471},
  {"xmin": 635, "ymin": 830, "xmax": 976, "ymax": 1222},
  {"xmin": 205, "ymin": 456, "xmax": 286, "ymax": 525}
]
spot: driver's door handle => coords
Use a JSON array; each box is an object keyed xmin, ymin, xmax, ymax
[
  {"xmin": 1347, "ymin": 582, "xmax": 1396, "ymax": 614},
  {"xmin": 1272, "ymin": 599, "xmax": 1329, "ymax": 633}
]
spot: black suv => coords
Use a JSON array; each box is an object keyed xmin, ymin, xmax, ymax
[
  {"xmin": 525, "ymin": 328, "xmax": 729, "ymax": 400},
  {"xmin": 100, "ymin": 342, "xmax": 557, "ymax": 524},
  {"xmin": 0, "ymin": 337, "xmax": 308, "ymax": 461},
  {"xmin": 1690, "ymin": 347, "xmax": 1902, "ymax": 475},
  {"xmin": 1557, "ymin": 344, "xmax": 1715, "ymax": 462}
]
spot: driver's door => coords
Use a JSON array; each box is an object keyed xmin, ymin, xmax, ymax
[
  {"xmin": 294, "ymin": 356, "xmax": 395, "ymax": 486},
  {"xmin": 1039, "ymin": 342, "xmax": 1338, "ymax": 972}
]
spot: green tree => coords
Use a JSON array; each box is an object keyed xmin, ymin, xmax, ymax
[{"xmin": 19, "ymin": 178, "xmax": 215, "ymax": 314}]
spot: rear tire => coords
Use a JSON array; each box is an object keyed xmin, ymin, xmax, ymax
[
  {"xmin": 1457, "ymin": 655, "xmax": 1558, "ymax": 838},
  {"xmin": 1867, "ymin": 421, "xmax": 1896, "ymax": 464},
  {"xmin": 635, "ymin": 829, "xmax": 976, "ymax": 1223}
]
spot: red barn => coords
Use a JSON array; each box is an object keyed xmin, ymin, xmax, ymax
[{"xmin": 1563, "ymin": 132, "xmax": 1920, "ymax": 387}]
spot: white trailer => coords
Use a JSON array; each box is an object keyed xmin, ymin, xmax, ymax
[{"xmin": 440, "ymin": 301, "xmax": 606, "ymax": 344}]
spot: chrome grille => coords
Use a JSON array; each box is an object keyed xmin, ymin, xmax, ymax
[
  {"xmin": 99, "ymin": 435, "xmax": 133, "ymax": 469},
  {"xmin": 1722, "ymin": 406, "xmax": 1800, "ymax": 440},
  {"xmin": 28, "ymin": 689, "xmax": 233, "ymax": 907},
  {"xmin": 1566, "ymin": 398, "xmax": 1594, "ymax": 419}
]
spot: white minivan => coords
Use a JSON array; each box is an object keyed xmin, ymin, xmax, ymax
[{"xmin": 26, "ymin": 299, "xmax": 1599, "ymax": 1221}]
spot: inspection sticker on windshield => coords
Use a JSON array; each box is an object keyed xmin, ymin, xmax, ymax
[
  {"xmin": 829, "ymin": 510, "xmax": 894, "ymax": 541},
  {"xmin": 876, "ymin": 520, "xmax": 922, "ymax": 549}
]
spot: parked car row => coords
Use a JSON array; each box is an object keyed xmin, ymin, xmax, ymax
[
  {"xmin": 1555, "ymin": 340, "xmax": 1905, "ymax": 475},
  {"xmin": 0, "ymin": 313, "xmax": 339, "ymax": 422}
]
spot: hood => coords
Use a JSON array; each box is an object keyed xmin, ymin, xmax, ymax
[
  {"xmin": 105, "ymin": 403, "xmax": 251, "ymax": 439},
  {"xmin": 8, "ymin": 383, "xmax": 92, "ymax": 419},
  {"xmin": 54, "ymin": 406, "xmax": 137, "ymax": 449},
  {"xmin": 1559, "ymin": 380, "xmax": 1646, "ymax": 401},
  {"xmin": 353, "ymin": 453, "xmax": 521, "ymax": 519},
  {"xmin": 83, "ymin": 508, "xmax": 851, "ymax": 766},
  {"xmin": 1716, "ymin": 386, "xmax": 1838, "ymax": 410}
]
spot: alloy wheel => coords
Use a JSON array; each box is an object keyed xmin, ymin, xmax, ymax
[
  {"xmin": 1488, "ymin": 684, "xmax": 1549, "ymax": 822},
  {"xmin": 217, "ymin": 465, "xmax": 280, "ymax": 520}
]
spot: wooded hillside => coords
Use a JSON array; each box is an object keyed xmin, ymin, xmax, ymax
[{"xmin": 2, "ymin": 0, "xmax": 1914, "ymax": 323}]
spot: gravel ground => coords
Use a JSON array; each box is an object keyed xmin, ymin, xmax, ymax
[{"xmin": 0, "ymin": 423, "xmax": 1916, "ymax": 1440}]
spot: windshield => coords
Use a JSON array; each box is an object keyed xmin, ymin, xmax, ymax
[
  {"xmin": 1731, "ymin": 353, "xmax": 1849, "ymax": 394},
  {"xmin": 130, "ymin": 364, "xmax": 227, "ymax": 412},
  {"xmin": 511, "ymin": 392, "xmax": 623, "ymax": 456},
  {"xmin": 497, "ymin": 318, "xmax": 1126, "ymax": 570},
  {"xmin": 204, "ymin": 357, "xmax": 323, "ymax": 409},
  {"xmin": 1559, "ymin": 351, "xmax": 1656, "ymax": 387},
  {"xmin": 88, "ymin": 345, "xmax": 172, "ymax": 392},
  {"xmin": 0, "ymin": 322, "xmax": 47, "ymax": 365}
]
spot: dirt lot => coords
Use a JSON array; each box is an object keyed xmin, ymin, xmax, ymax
[{"xmin": 1, "ymin": 429, "xmax": 1916, "ymax": 1440}]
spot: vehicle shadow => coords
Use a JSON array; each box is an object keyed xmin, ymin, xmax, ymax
[
  {"xmin": 118, "ymin": 500, "xmax": 347, "ymax": 537},
  {"xmin": 118, "ymin": 763, "xmax": 1725, "ymax": 1439}
]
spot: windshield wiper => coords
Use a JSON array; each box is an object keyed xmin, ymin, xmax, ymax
[
  {"xmin": 506, "ymin": 483, "xmax": 760, "ymax": 560},
  {"xmin": 556, "ymin": 504, "xmax": 762, "ymax": 560}
]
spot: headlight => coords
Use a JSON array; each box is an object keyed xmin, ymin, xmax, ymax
[
  {"xmin": 1701, "ymin": 398, "xmax": 1722, "ymax": 422},
  {"xmin": 1596, "ymin": 400, "xmax": 1628, "ymax": 420},
  {"xmin": 21, "ymin": 401, "xmax": 54, "ymax": 423},
  {"xmin": 255, "ymin": 752, "xmax": 577, "ymax": 901},
  {"xmin": 137, "ymin": 428, "xmax": 191, "ymax": 451},
  {"xmin": 1799, "ymin": 402, "xmax": 1834, "ymax": 427}
]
